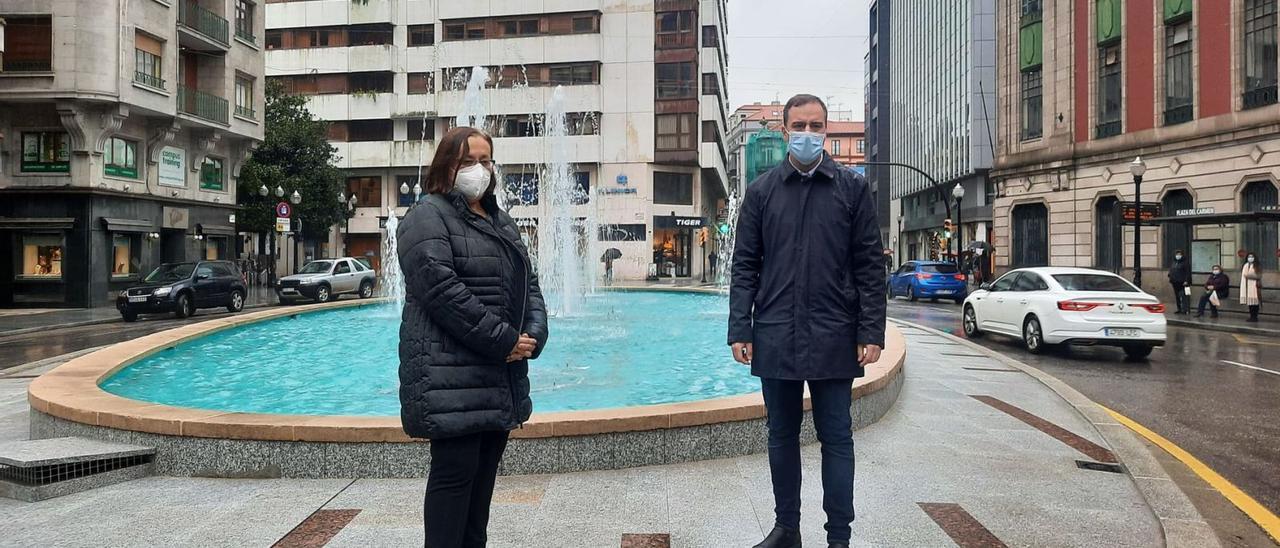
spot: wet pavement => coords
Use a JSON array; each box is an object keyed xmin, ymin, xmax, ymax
[{"xmin": 887, "ymin": 298, "xmax": 1280, "ymax": 541}]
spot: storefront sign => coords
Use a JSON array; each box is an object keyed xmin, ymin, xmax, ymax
[
  {"xmin": 1176, "ymin": 207, "xmax": 1214, "ymax": 216},
  {"xmin": 616, "ymin": 174, "xmax": 629, "ymax": 185},
  {"xmin": 276, "ymin": 217, "xmax": 291, "ymax": 233},
  {"xmin": 163, "ymin": 207, "xmax": 189, "ymax": 229},
  {"xmin": 655, "ymin": 215, "xmax": 706, "ymax": 229},
  {"xmin": 158, "ymin": 147, "xmax": 186, "ymax": 187},
  {"xmin": 601, "ymin": 187, "xmax": 638, "ymax": 195}
]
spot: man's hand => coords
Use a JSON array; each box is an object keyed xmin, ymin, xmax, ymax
[
  {"xmin": 507, "ymin": 334, "xmax": 537, "ymax": 363},
  {"xmin": 858, "ymin": 344, "xmax": 882, "ymax": 366},
  {"xmin": 730, "ymin": 342, "xmax": 753, "ymax": 365}
]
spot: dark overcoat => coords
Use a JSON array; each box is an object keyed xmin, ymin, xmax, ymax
[
  {"xmin": 728, "ymin": 154, "xmax": 887, "ymax": 380},
  {"xmin": 396, "ymin": 191, "xmax": 548, "ymax": 439}
]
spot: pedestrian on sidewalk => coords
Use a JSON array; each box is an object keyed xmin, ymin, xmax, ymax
[
  {"xmin": 1241, "ymin": 252, "xmax": 1263, "ymax": 322},
  {"xmin": 1168, "ymin": 249, "xmax": 1191, "ymax": 314},
  {"xmin": 729, "ymin": 94, "xmax": 887, "ymax": 548},
  {"xmin": 395, "ymin": 127, "xmax": 549, "ymax": 548},
  {"xmin": 1195, "ymin": 265, "xmax": 1230, "ymax": 318}
]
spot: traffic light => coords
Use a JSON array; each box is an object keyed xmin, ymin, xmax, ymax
[
  {"xmin": 717, "ymin": 222, "xmax": 730, "ymax": 235},
  {"xmin": 697, "ymin": 227, "xmax": 708, "ymax": 245}
]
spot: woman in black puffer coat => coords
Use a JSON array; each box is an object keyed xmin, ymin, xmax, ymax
[{"xmin": 396, "ymin": 127, "xmax": 548, "ymax": 548}]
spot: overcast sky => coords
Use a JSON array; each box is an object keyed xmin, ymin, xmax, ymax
[{"xmin": 725, "ymin": 0, "xmax": 870, "ymax": 118}]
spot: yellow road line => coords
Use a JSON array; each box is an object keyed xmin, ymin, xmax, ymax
[
  {"xmin": 1102, "ymin": 406, "xmax": 1280, "ymax": 542},
  {"xmin": 1233, "ymin": 334, "xmax": 1280, "ymax": 346}
]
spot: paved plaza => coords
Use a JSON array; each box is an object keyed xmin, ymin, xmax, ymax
[{"xmin": 1, "ymin": 322, "xmax": 1222, "ymax": 547}]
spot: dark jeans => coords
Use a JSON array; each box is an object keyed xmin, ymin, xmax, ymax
[
  {"xmin": 761, "ymin": 377, "xmax": 855, "ymax": 543},
  {"xmin": 1171, "ymin": 282, "xmax": 1188, "ymax": 312},
  {"xmin": 424, "ymin": 430, "xmax": 510, "ymax": 548},
  {"xmin": 1196, "ymin": 293, "xmax": 1219, "ymax": 316}
]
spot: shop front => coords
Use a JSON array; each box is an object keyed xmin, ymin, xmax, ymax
[{"xmin": 653, "ymin": 215, "xmax": 705, "ymax": 279}]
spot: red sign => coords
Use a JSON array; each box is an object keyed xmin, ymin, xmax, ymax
[
  {"xmin": 1237, "ymin": 249, "xmax": 1248, "ymax": 259},
  {"xmin": 276, "ymin": 202, "xmax": 292, "ymax": 218}
]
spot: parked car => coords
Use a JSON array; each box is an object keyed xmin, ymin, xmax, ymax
[
  {"xmin": 889, "ymin": 261, "xmax": 968, "ymax": 304},
  {"xmin": 277, "ymin": 257, "xmax": 377, "ymax": 304},
  {"xmin": 961, "ymin": 267, "xmax": 1167, "ymax": 359},
  {"xmin": 117, "ymin": 261, "xmax": 247, "ymax": 322}
]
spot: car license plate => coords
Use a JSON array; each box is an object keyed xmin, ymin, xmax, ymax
[
  {"xmin": 281, "ymin": 289, "xmax": 298, "ymax": 295},
  {"xmin": 1105, "ymin": 328, "xmax": 1141, "ymax": 337},
  {"xmin": 128, "ymin": 295, "xmax": 148, "ymax": 303},
  {"xmin": 935, "ymin": 290, "xmax": 953, "ymax": 295}
]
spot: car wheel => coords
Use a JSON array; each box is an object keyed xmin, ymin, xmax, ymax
[
  {"xmin": 1023, "ymin": 316, "xmax": 1045, "ymax": 354},
  {"xmin": 174, "ymin": 293, "xmax": 194, "ymax": 319},
  {"xmin": 907, "ymin": 285, "xmax": 918, "ymax": 302},
  {"xmin": 121, "ymin": 311, "xmax": 138, "ymax": 323},
  {"xmin": 1123, "ymin": 344, "xmax": 1154, "ymax": 360},
  {"xmin": 962, "ymin": 306, "xmax": 982, "ymax": 338},
  {"xmin": 316, "ymin": 285, "xmax": 331, "ymax": 303},
  {"xmin": 359, "ymin": 280, "xmax": 374, "ymax": 299},
  {"xmin": 227, "ymin": 290, "xmax": 244, "ymax": 313}
]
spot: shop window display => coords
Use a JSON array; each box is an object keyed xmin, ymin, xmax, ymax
[{"xmin": 21, "ymin": 235, "xmax": 63, "ymax": 279}]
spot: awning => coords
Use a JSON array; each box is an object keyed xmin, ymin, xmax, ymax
[
  {"xmin": 0, "ymin": 217, "xmax": 76, "ymax": 230},
  {"xmin": 100, "ymin": 217, "xmax": 154, "ymax": 233},
  {"xmin": 197, "ymin": 223, "xmax": 236, "ymax": 235},
  {"xmin": 1147, "ymin": 211, "xmax": 1280, "ymax": 225}
]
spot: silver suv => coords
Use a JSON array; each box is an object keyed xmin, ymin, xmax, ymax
[{"xmin": 277, "ymin": 257, "xmax": 378, "ymax": 304}]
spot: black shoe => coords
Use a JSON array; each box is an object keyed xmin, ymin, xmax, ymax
[
  {"xmin": 829, "ymin": 544, "xmax": 850, "ymax": 548},
  {"xmin": 1211, "ymin": 313, "xmax": 1219, "ymax": 319},
  {"xmin": 753, "ymin": 526, "xmax": 801, "ymax": 548},
  {"xmin": 1247, "ymin": 317, "xmax": 1259, "ymax": 323},
  {"xmin": 1194, "ymin": 312, "xmax": 1203, "ymax": 318}
]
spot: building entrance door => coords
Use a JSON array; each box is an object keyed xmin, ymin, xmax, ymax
[{"xmin": 161, "ymin": 230, "xmax": 186, "ymax": 263}]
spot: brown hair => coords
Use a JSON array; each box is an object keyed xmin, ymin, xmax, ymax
[
  {"xmin": 782, "ymin": 94, "xmax": 828, "ymax": 125},
  {"xmin": 425, "ymin": 126, "xmax": 496, "ymax": 196}
]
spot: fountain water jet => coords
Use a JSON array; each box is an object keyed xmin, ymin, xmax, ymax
[{"xmin": 537, "ymin": 86, "xmax": 597, "ymax": 317}]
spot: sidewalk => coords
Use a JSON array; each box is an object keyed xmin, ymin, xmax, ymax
[
  {"xmin": 1165, "ymin": 310, "xmax": 1280, "ymax": 336},
  {"xmin": 0, "ymin": 287, "xmax": 279, "ymax": 337},
  {"xmin": 0, "ymin": 323, "xmax": 1216, "ymax": 547}
]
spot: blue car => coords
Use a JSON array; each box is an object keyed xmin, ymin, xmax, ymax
[{"xmin": 889, "ymin": 261, "xmax": 968, "ymax": 304}]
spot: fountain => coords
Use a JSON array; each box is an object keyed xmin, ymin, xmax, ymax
[
  {"xmin": 457, "ymin": 65, "xmax": 490, "ymax": 131},
  {"xmin": 714, "ymin": 192, "xmax": 743, "ymax": 291},
  {"xmin": 537, "ymin": 86, "xmax": 597, "ymax": 316},
  {"xmin": 380, "ymin": 210, "xmax": 404, "ymax": 310}
]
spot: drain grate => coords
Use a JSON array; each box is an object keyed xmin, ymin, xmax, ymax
[
  {"xmin": 0, "ymin": 454, "xmax": 154, "ymax": 487},
  {"xmin": 1076, "ymin": 460, "xmax": 1125, "ymax": 474}
]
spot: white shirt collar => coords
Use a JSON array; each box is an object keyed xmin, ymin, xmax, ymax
[{"xmin": 789, "ymin": 156, "xmax": 820, "ymax": 178}]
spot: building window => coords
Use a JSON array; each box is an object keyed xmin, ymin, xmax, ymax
[
  {"xmin": 1021, "ymin": 68, "xmax": 1044, "ymax": 140},
  {"xmin": 1094, "ymin": 196, "xmax": 1122, "ymax": 272},
  {"xmin": 348, "ymin": 176, "xmax": 382, "ymax": 207},
  {"xmin": 1241, "ymin": 180, "xmax": 1279, "ymax": 269},
  {"xmin": 500, "ymin": 18, "xmax": 540, "ymax": 37},
  {"xmin": 2, "ymin": 15, "xmax": 53, "ymax": 72},
  {"xmin": 348, "ymin": 24, "xmax": 393, "ymax": 46},
  {"xmin": 112, "ymin": 234, "xmax": 142, "ymax": 279},
  {"xmin": 497, "ymin": 115, "xmax": 540, "ymax": 138},
  {"xmin": 445, "ymin": 21, "xmax": 486, "ymax": 40},
  {"xmin": 408, "ymin": 25, "xmax": 434, "ymax": 46},
  {"xmin": 19, "ymin": 234, "xmax": 63, "ymax": 279},
  {"xmin": 832, "ymin": 139, "xmax": 841, "ymax": 156},
  {"xmin": 655, "ymin": 11, "xmax": 696, "ymax": 48},
  {"xmin": 656, "ymin": 113, "xmax": 696, "ymax": 151},
  {"xmin": 1161, "ymin": 190, "xmax": 1194, "ymax": 268},
  {"xmin": 1096, "ymin": 45, "xmax": 1122, "ymax": 138},
  {"xmin": 1243, "ymin": 0, "xmax": 1278, "ymax": 109},
  {"xmin": 599, "ymin": 224, "xmax": 646, "ymax": 242},
  {"xmin": 857, "ymin": 139, "xmax": 866, "ymax": 154},
  {"xmin": 265, "ymin": 30, "xmax": 282, "ymax": 49},
  {"xmin": 205, "ymin": 237, "xmax": 228, "ymax": 260},
  {"xmin": 548, "ymin": 63, "xmax": 599, "ymax": 86},
  {"xmin": 571, "ymin": 172, "xmax": 590, "ymax": 205},
  {"xmin": 348, "ymin": 119, "xmax": 393, "ymax": 142},
  {"xmin": 1164, "ymin": 22, "xmax": 1194, "ymax": 125},
  {"xmin": 572, "ymin": 16, "xmax": 596, "ymax": 33},
  {"xmin": 408, "ymin": 72, "xmax": 435, "ymax": 94},
  {"xmin": 134, "ymin": 32, "xmax": 165, "ymax": 90},
  {"xmin": 235, "ymin": 0, "xmax": 256, "ymax": 43},
  {"xmin": 104, "ymin": 137, "xmax": 139, "ymax": 179},
  {"xmin": 654, "ymin": 172, "xmax": 694, "ymax": 205},
  {"xmin": 656, "ymin": 62, "xmax": 696, "ymax": 99},
  {"xmin": 200, "ymin": 157, "xmax": 224, "ymax": 191},
  {"xmin": 20, "ymin": 132, "xmax": 70, "ymax": 173},
  {"xmin": 505, "ymin": 172, "xmax": 540, "ymax": 206},
  {"xmin": 406, "ymin": 119, "xmax": 435, "ymax": 141},
  {"xmin": 349, "ymin": 71, "xmax": 393, "ymax": 93},
  {"xmin": 235, "ymin": 76, "xmax": 255, "ymax": 119},
  {"xmin": 701, "ymin": 73, "xmax": 720, "ymax": 96},
  {"xmin": 701, "ymin": 120, "xmax": 720, "ymax": 143},
  {"xmin": 702, "ymin": 25, "xmax": 719, "ymax": 47}
]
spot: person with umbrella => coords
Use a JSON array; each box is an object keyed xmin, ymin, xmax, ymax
[{"xmin": 601, "ymin": 247, "xmax": 622, "ymax": 285}]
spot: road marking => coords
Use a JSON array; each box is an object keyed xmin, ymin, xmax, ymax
[
  {"xmin": 1102, "ymin": 406, "xmax": 1280, "ymax": 542},
  {"xmin": 918, "ymin": 502, "xmax": 1008, "ymax": 548},
  {"xmin": 1232, "ymin": 334, "xmax": 1280, "ymax": 347},
  {"xmin": 972, "ymin": 395, "xmax": 1117, "ymax": 463},
  {"xmin": 1221, "ymin": 360, "xmax": 1280, "ymax": 377}
]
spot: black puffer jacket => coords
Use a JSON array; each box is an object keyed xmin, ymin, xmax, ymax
[{"xmin": 396, "ymin": 191, "xmax": 547, "ymax": 440}]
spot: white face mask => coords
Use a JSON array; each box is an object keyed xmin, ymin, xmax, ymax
[
  {"xmin": 1213, "ymin": 269, "xmax": 1221, "ymax": 275},
  {"xmin": 1247, "ymin": 256, "xmax": 1256, "ymax": 264},
  {"xmin": 454, "ymin": 163, "xmax": 491, "ymax": 200},
  {"xmin": 1175, "ymin": 254, "xmax": 1183, "ymax": 260}
]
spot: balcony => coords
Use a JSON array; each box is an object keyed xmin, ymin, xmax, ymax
[
  {"xmin": 178, "ymin": 85, "xmax": 229, "ymax": 125},
  {"xmin": 1243, "ymin": 85, "xmax": 1278, "ymax": 110},
  {"xmin": 178, "ymin": 0, "xmax": 230, "ymax": 50},
  {"xmin": 235, "ymin": 105, "xmax": 256, "ymax": 120},
  {"xmin": 1163, "ymin": 104, "xmax": 1193, "ymax": 126},
  {"xmin": 656, "ymin": 32, "xmax": 696, "ymax": 49},
  {"xmin": 134, "ymin": 71, "xmax": 167, "ymax": 91},
  {"xmin": 1095, "ymin": 120, "xmax": 1122, "ymax": 139}
]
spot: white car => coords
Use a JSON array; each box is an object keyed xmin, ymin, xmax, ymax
[{"xmin": 961, "ymin": 267, "xmax": 1167, "ymax": 359}]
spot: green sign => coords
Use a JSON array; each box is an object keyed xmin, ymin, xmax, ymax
[
  {"xmin": 1019, "ymin": 20, "xmax": 1044, "ymax": 71},
  {"xmin": 1163, "ymin": 0, "xmax": 1191, "ymax": 22},
  {"xmin": 1097, "ymin": 0, "xmax": 1121, "ymax": 44},
  {"xmin": 200, "ymin": 157, "xmax": 224, "ymax": 191},
  {"xmin": 105, "ymin": 164, "xmax": 138, "ymax": 178}
]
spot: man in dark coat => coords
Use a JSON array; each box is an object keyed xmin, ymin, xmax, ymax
[
  {"xmin": 729, "ymin": 94, "xmax": 887, "ymax": 548},
  {"xmin": 1167, "ymin": 249, "xmax": 1192, "ymax": 314}
]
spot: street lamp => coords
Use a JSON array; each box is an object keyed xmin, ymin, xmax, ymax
[
  {"xmin": 290, "ymin": 190, "xmax": 302, "ymax": 205},
  {"xmin": 400, "ymin": 180, "xmax": 422, "ymax": 205},
  {"xmin": 340, "ymin": 192, "xmax": 357, "ymax": 256},
  {"xmin": 1129, "ymin": 156, "xmax": 1147, "ymax": 287},
  {"xmin": 897, "ymin": 216, "xmax": 904, "ymax": 265},
  {"xmin": 275, "ymin": 185, "xmax": 285, "ymax": 199},
  {"xmin": 258, "ymin": 185, "xmax": 268, "ymax": 197},
  {"xmin": 952, "ymin": 184, "xmax": 966, "ymax": 269}
]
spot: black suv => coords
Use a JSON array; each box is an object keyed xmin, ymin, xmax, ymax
[{"xmin": 117, "ymin": 261, "xmax": 248, "ymax": 322}]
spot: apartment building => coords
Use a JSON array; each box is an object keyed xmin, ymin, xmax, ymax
[
  {"xmin": 265, "ymin": 0, "xmax": 731, "ymax": 282},
  {"xmin": 0, "ymin": 0, "xmax": 265, "ymax": 308},
  {"xmin": 992, "ymin": 0, "xmax": 1279, "ymax": 302}
]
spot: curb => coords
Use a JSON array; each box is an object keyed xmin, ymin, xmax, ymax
[
  {"xmin": 1166, "ymin": 317, "xmax": 1280, "ymax": 337},
  {"xmin": 0, "ymin": 301, "xmax": 278, "ymax": 338},
  {"xmin": 890, "ymin": 318, "xmax": 1223, "ymax": 548}
]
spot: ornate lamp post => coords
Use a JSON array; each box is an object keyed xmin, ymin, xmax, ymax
[
  {"xmin": 339, "ymin": 191, "xmax": 357, "ymax": 256},
  {"xmin": 1129, "ymin": 157, "xmax": 1147, "ymax": 287},
  {"xmin": 952, "ymin": 183, "xmax": 966, "ymax": 269}
]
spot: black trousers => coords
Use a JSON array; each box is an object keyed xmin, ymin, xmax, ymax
[
  {"xmin": 424, "ymin": 430, "xmax": 510, "ymax": 548},
  {"xmin": 1171, "ymin": 282, "xmax": 1188, "ymax": 312}
]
